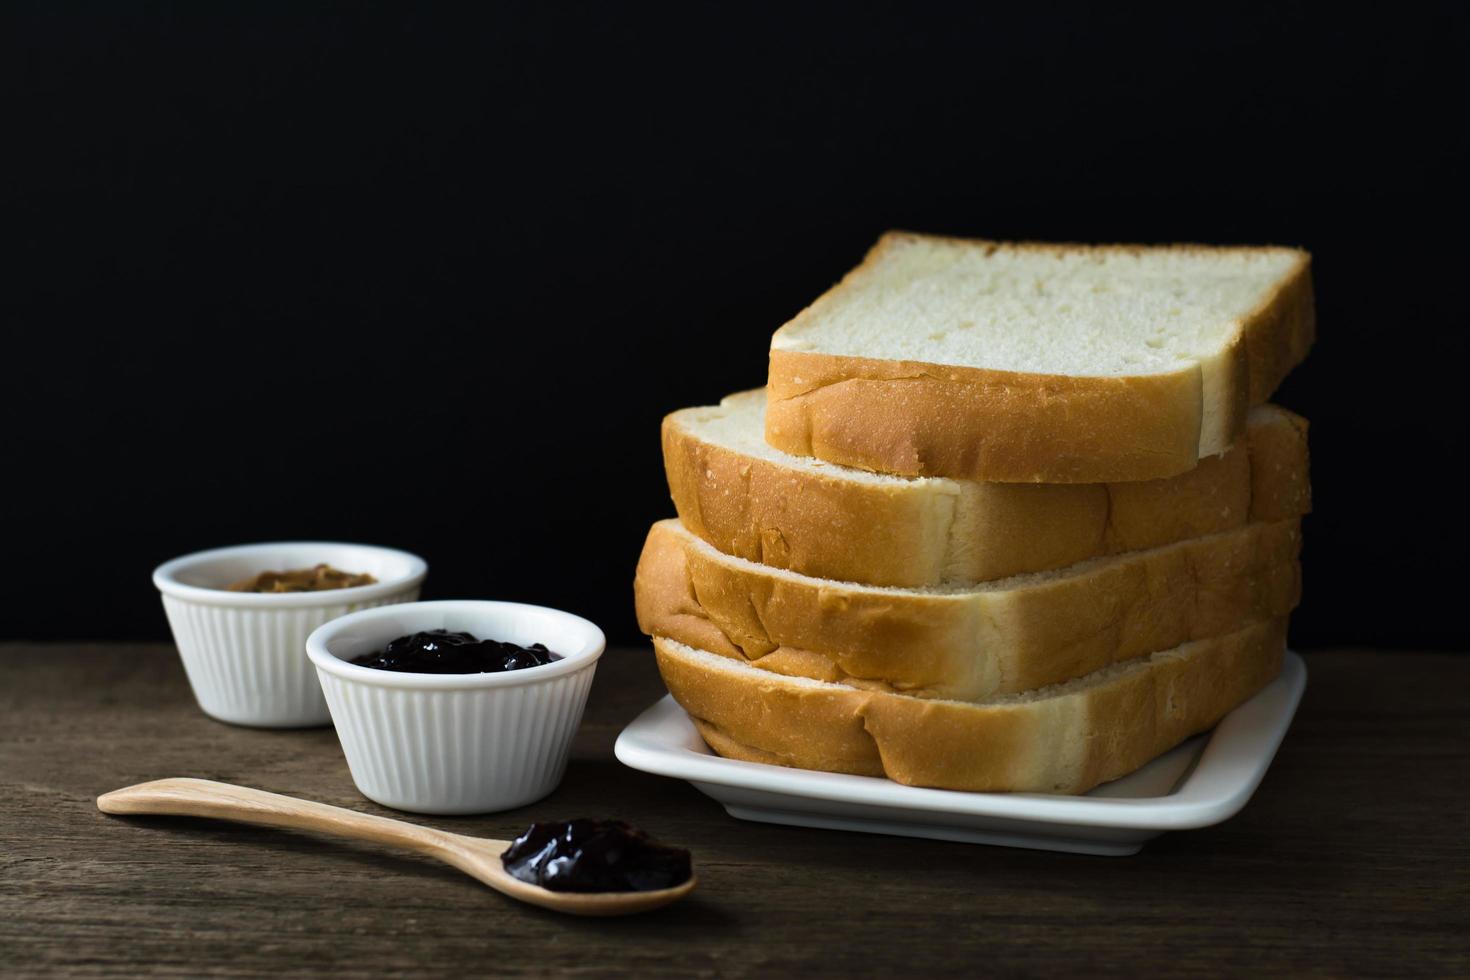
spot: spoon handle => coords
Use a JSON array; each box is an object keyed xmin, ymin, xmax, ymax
[{"xmin": 97, "ymin": 777, "xmax": 472, "ymax": 857}]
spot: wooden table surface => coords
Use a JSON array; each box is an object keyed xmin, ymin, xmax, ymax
[{"xmin": 1, "ymin": 643, "xmax": 1465, "ymax": 978}]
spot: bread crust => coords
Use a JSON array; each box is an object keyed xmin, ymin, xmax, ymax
[
  {"xmin": 654, "ymin": 617, "xmax": 1288, "ymax": 794},
  {"xmin": 765, "ymin": 232, "xmax": 1314, "ymax": 483},
  {"xmin": 766, "ymin": 352, "xmax": 1207, "ymax": 483},
  {"xmin": 635, "ymin": 518, "xmax": 1301, "ymax": 701},
  {"xmin": 666, "ymin": 393, "xmax": 1310, "ymax": 588}
]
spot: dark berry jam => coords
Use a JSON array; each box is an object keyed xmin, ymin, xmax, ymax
[
  {"xmin": 350, "ymin": 629, "xmax": 558, "ymax": 674},
  {"xmin": 502, "ymin": 819, "xmax": 693, "ymax": 893}
]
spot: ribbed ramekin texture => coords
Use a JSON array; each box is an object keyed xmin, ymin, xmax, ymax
[
  {"xmin": 162, "ymin": 591, "xmax": 419, "ymax": 727},
  {"xmin": 316, "ymin": 665, "xmax": 597, "ymax": 814}
]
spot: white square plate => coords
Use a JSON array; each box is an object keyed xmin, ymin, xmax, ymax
[{"xmin": 614, "ymin": 651, "xmax": 1306, "ymax": 855}]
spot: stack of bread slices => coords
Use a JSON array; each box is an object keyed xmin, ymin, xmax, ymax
[{"xmin": 635, "ymin": 232, "xmax": 1313, "ymax": 795}]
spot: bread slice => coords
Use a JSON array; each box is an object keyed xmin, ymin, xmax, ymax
[
  {"xmin": 766, "ymin": 232, "xmax": 1314, "ymax": 483},
  {"xmin": 665, "ymin": 389, "xmax": 1310, "ymax": 588},
  {"xmin": 653, "ymin": 616, "xmax": 1287, "ymax": 794},
  {"xmin": 635, "ymin": 517, "xmax": 1300, "ymax": 701}
]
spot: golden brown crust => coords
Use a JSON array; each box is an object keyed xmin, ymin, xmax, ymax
[
  {"xmin": 765, "ymin": 352, "xmax": 1205, "ymax": 483},
  {"xmin": 662, "ymin": 398, "xmax": 960, "ymax": 588},
  {"xmin": 1245, "ymin": 259, "xmax": 1317, "ymax": 404},
  {"xmin": 692, "ymin": 713, "xmax": 885, "ymax": 778},
  {"xmin": 634, "ymin": 518, "xmax": 1301, "ymax": 701},
  {"xmin": 655, "ymin": 617, "xmax": 1288, "ymax": 794},
  {"xmin": 1246, "ymin": 407, "xmax": 1312, "ymax": 521},
  {"xmin": 764, "ymin": 233, "xmax": 1314, "ymax": 484},
  {"xmin": 664, "ymin": 394, "xmax": 1310, "ymax": 589}
]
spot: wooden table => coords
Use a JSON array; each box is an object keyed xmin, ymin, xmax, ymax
[{"xmin": 1, "ymin": 643, "xmax": 1465, "ymax": 977}]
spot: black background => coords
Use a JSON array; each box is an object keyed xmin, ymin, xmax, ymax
[{"xmin": 5, "ymin": 3, "xmax": 1466, "ymax": 649}]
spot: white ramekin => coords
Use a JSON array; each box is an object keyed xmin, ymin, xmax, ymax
[
  {"xmin": 305, "ymin": 600, "xmax": 605, "ymax": 815},
  {"xmin": 153, "ymin": 542, "xmax": 428, "ymax": 728}
]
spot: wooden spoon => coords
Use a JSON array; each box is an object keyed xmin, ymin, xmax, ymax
[{"xmin": 97, "ymin": 778, "xmax": 696, "ymax": 916}]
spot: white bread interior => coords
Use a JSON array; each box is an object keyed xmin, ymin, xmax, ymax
[
  {"xmin": 765, "ymin": 232, "xmax": 1314, "ymax": 483},
  {"xmin": 773, "ymin": 234, "xmax": 1303, "ymax": 378}
]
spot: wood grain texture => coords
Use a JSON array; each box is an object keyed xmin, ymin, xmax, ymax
[{"xmin": 1, "ymin": 642, "xmax": 1466, "ymax": 978}]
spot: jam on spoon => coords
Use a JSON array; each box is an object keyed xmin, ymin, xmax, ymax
[
  {"xmin": 350, "ymin": 629, "xmax": 558, "ymax": 674},
  {"xmin": 502, "ymin": 819, "xmax": 693, "ymax": 893}
]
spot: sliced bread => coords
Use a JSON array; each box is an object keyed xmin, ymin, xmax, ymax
[
  {"xmin": 654, "ymin": 616, "xmax": 1288, "ymax": 794},
  {"xmin": 665, "ymin": 389, "xmax": 1310, "ymax": 588},
  {"xmin": 766, "ymin": 232, "xmax": 1314, "ymax": 483},
  {"xmin": 635, "ymin": 518, "xmax": 1300, "ymax": 700}
]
